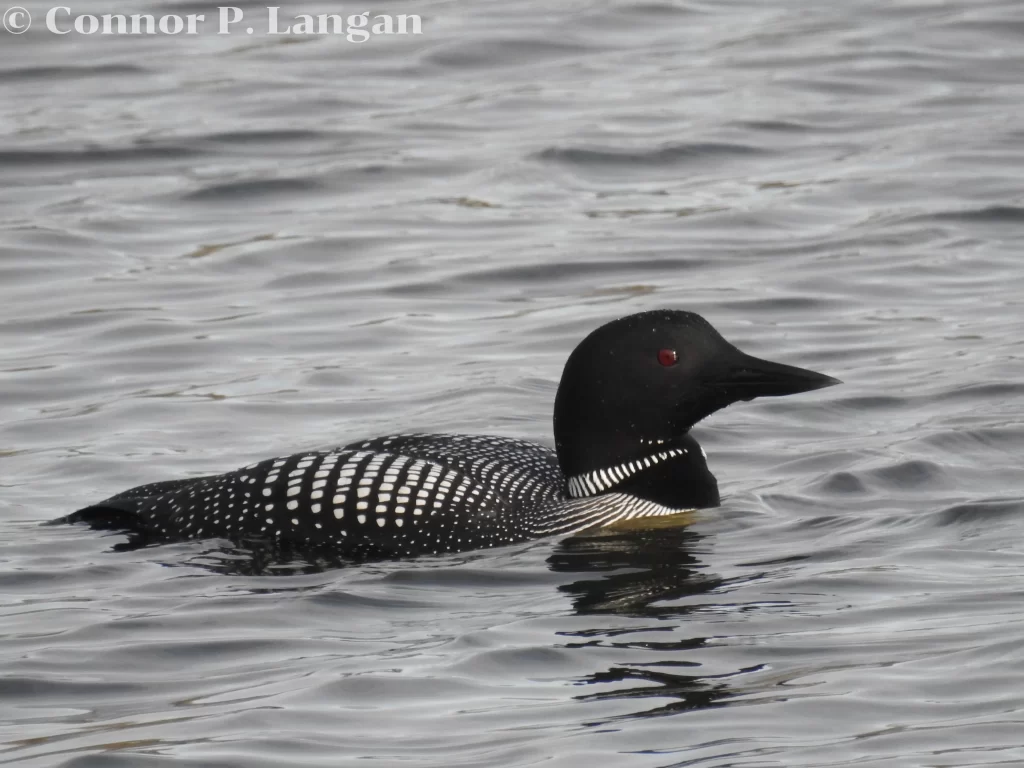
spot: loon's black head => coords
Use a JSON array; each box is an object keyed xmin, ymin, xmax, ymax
[{"xmin": 553, "ymin": 309, "xmax": 839, "ymax": 478}]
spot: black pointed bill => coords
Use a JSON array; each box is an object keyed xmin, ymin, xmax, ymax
[{"xmin": 719, "ymin": 351, "xmax": 841, "ymax": 401}]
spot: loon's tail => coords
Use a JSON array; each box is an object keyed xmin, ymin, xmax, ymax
[
  {"xmin": 50, "ymin": 497, "xmax": 154, "ymax": 530},
  {"xmin": 52, "ymin": 476, "xmax": 214, "ymax": 531}
]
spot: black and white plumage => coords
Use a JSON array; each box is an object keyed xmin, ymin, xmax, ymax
[{"xmin": 60, "ymin": 310, "xmax": 839, "ymax": 559}]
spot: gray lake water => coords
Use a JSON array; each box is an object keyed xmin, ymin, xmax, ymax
[{"xmin": 3, "ymin": 0, "xmax": 1024, "ymax": 765}]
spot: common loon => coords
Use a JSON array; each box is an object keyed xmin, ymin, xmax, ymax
[{"xmin": 60, "ymin": 310, "xmax": 838, "ymax": 559}]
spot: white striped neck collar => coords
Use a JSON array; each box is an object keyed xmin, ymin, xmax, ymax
[{"xmin": 565, "ymin": 446, "xmax": 689, "ymax": 499}]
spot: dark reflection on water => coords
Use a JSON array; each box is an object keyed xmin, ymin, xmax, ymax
[
  {"xmin": 93, "ymin": 520, "xmax": 720, "ymax": 591},
  {"xmin": 549, "ymin": 527, "xmax": 738, "ymax": 721},
  {"xmin": 111, "ymin": 537, "xmax": 413, "ymax": 576},
  {"xmin": 45, "ymin": 518, "xmax": 345, "ymax": 575},
  {"xmin": 178, "ymin": 541, "xmax": 347, "ymax": 577},
  {"xmin": 575, "ymin": 664, "xmax": 744, "ymax": 723},
  {"xmin": 549, "ymin": 527, "xmax": 721, "ymax": 617}
]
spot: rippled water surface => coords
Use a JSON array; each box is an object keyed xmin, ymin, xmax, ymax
[{"xmin": 4, "ymin": 0, "xmax": 1024, "ymax": 765}]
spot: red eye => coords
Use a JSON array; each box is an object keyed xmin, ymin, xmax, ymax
[{"xmin": 657, "ymin": 348, "xmax": 678, "ymax": 366}]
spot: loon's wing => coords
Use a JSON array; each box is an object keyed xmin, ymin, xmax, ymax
[
  {"xmin": 340, "ymin": 433, "xmax": 565, "ymax": 493},
  {"xmin": 57, "ymin": 442, "xmax": 548, "ymax": 556}
]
